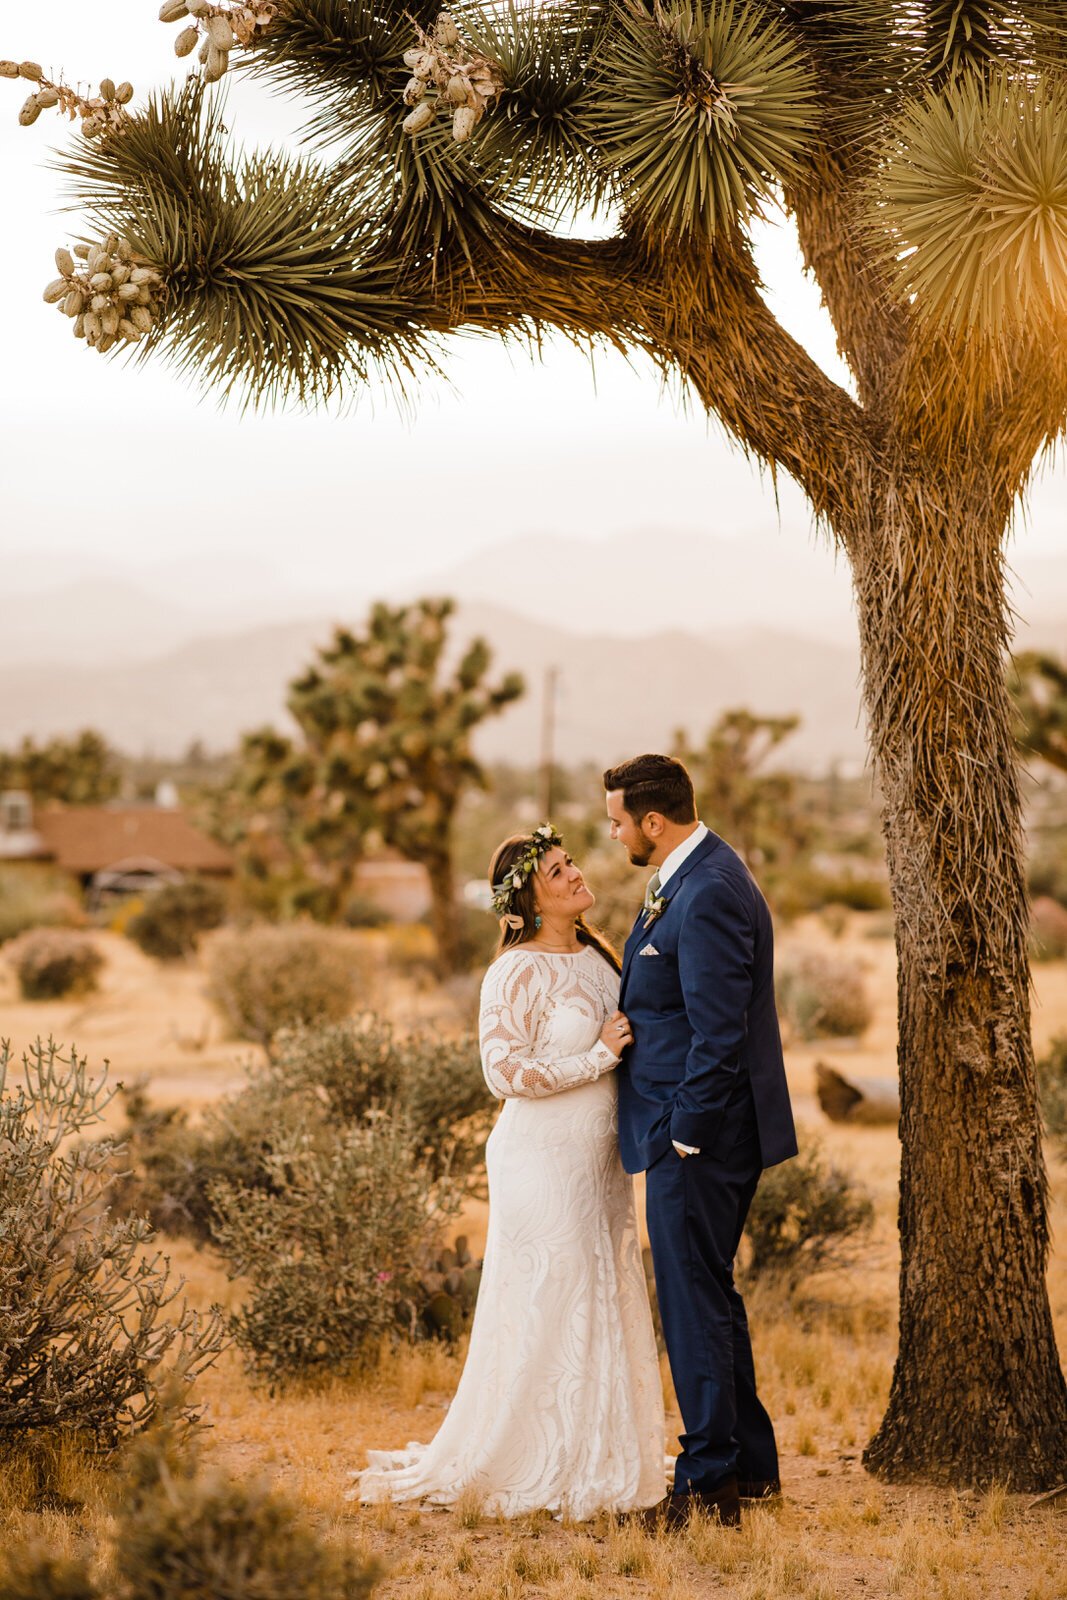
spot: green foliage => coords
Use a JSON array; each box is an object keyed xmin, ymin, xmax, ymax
[
  {"xmin": 1011, "ymin": 651, "xmax": 1067, "ymax": 775},
  {"xmin": 0, "ymin": 1039, "xmax": 225, "ymax": 1447},
  {"xmin": 215, "ymin": 599, "xmax": 522, "ymax": 972},
  {"xmin": 210, "ymin": 1114, "xmax": 460, "ymax": 1377},
  {"xmin": 58, "ymin": 81, "xmax": 434, "ymax": 409},
  {"xmin": 7, "ymin": 929, "xmax": 103, "ymax": 1000},
  {"xmin": 205, "ymin": 924, "xmax": 362, "ymax": 1047},
  {"xmin": 0, "ymin": 730, "xmax": 120, "ymax": 806},
  {"xmin": 270, "ymin": 1017, "xmax": 492, "ymax": 1178},
  {"xmin": 776, "ymin": 945, "xmax": 873, "ymax": 1039},
  {"xmin": 113, "ymin": 1015, "xmax": 491, "ymax": 1244},
  {"xmin": 741, "ymin": 1139, "xmax": 875, "ymax": 1288},
  {"xmin": 1037, "ymin": 1034, "xmax": 1067, "ymax": 1147},
  {"xmin": 591, "ymin": 0, "xmax": 819, "ymax": 239},
  {"xmin": 125, "ymin": 878, "xmax": 227, "ymax": 961}
]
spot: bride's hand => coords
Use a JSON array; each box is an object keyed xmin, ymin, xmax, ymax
[{"xmin": 600, "ymin": 1011, "xmax": 633, "ymax": 1057}]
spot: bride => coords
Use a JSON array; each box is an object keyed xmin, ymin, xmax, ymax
[{"xmin": 352, "ymin": 823, "xmax": 666, "ymax": 1520}]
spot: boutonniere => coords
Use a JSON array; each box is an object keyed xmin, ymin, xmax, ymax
[{"xmin": 643, "ymin": 895, "xmax": 666, "ymax": 930}]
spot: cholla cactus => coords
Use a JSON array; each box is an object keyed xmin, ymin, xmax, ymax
[
  {"xmin": 400, "ymin": 12, "xmax": 504, "ymax": 143},
  {"xmin": 159, "ymin": 0, "xmax": 280, "ymax": 81},
  {"xmin": 0, "ymin": 58, "xmax": 132, "ymax": 134},
  {"xmin": 43, "ymin": 233, "xmax": 164, "ymax": 354}
]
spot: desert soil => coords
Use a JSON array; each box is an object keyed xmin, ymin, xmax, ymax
[{"xmin": 2, "ymin": 918, "xmax": 1066, "ymax": 1598}]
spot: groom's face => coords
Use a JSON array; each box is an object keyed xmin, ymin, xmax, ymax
[{"xmin": 605, "ymin": 790, "xmax": 656, "ymax": 866}]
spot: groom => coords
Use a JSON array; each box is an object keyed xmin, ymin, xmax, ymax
[{"xmin": 604, "ymin": 753, "xmax": 797, "ymax": 1528}]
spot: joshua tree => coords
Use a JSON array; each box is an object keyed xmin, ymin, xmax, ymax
[
  {"xmin": 223, "ymin": 600, "xmax": 522, "ymax": 968},
  {"xmin": 10, "ymin": 0, "xmax": 1067, "ymax": 1486}
]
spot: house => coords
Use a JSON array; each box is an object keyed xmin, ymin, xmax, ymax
[{"xmin": 0, "ymin": 790, "xmax": 232, "ymax": 906}]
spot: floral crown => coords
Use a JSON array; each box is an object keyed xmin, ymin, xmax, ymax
[{"xmin": 491, "ymin": 823, "xmax": 563, "ymax": 923}]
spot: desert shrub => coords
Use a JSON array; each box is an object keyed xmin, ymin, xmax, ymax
[
  {"xmin": 0, "ymin": 1420, "xmax": 379, "ymax": 1600},
  {"xmin": 0, "ymin": 867, "xmax": 83, "ymax": 946},
  {"xmin": 452, "ymin": 904, "xmax": 501, "ymax": 973},
  {"xmin": 741, "ymin": 1140, "xmax": 875, "ymax": 1288},
  {"xmin": 776, "ymin": 946, "xmax": 872, "ymax": 1039},
  {"xmin": 210, "ymin": 1115, "xmax": 461, "ymax": 1378},
  {"xmin": 0, "ymin": 1547, "xmax": 98, "ymax": 1600},
  {"xmin": 1031, "ymin": 896, "xmax": 1067, "ymax": 962},
  {"xmin": 205, "ymin": 924, "xmax": 359, "ymax": 1047},
  {"xmin": 1037, "ymin": 1035, "xmax": 1067, "ymax": 1148},
  {"xmin": 125, "ymin": 879, "xmax": 227, "ymax": 961},
  {"xmin": 113, "ymin": 1016, "xmax": 491, "ymax": 1245},
  {"xmin": 6, "ymin": 929, "xmax": 103, "ymax": 1001},
  {"xmin": 340, "ymin": 892, "xmax": 392, "ymax": 929},
  {"xmin": 0, "ymin": 1039, "xmax": 225, "ymax": 1447},
  {"xmin": 271, "ymin": 1017, "xmax": 492, "ymax": 1179},
  {"xmin": 412, "ymin": 1232, "xmax": 483, "ymax": 1342}
]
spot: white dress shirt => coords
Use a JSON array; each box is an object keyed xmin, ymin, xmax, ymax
[{"xmin": 653, "ymin": 823, "xmax": 709, "ymax": 1158}]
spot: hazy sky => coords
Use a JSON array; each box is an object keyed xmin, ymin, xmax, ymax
[{"xmin": 1, "ymin": 5, "xmax": 1063, "ymax": 614}]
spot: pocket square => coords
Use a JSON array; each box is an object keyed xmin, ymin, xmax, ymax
[{"xmin": 638, "ymin": 943, "xmax": 660, "ymax": 956}]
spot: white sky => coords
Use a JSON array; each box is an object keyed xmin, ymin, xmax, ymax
[{"xmin": 0, "ymin": 5, "xmax": 1063, "ymax": 612}]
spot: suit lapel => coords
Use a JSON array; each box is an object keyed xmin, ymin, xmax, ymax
[{"xmin": 619, "ymin": 832, "xmax": 723, "ymax": 995}]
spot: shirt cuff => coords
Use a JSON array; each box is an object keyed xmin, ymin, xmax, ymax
[{"xmin": 673, "ymin": 1140, "xmax": 701, "ymax": 1156}]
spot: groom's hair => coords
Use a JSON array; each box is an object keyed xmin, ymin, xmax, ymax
[{"xmin": 602, "ymin": 754, "xmax": 696, "ymax": 824}]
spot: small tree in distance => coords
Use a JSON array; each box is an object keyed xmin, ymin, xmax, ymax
[
  {"xmin": 674, "ymin": 709, "xmax": 811, "ymax": 877},
  {"xmin": 223, "ymin": 599, "xmax": 522, "ymax": 970},
  {"xmin": 1011, "ymin": 652, "xmax": 1067, "ymax": 776}
]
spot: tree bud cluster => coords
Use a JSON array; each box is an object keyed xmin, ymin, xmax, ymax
[
  {"xmin": 160, "ymin": 0, "xmax": 279, "ymax": 81},
  {"xmin": 44, "ymin": 234, "xmax": 164, "ymax": 356},
  {"xmin": 400, "ymin": 13, "xmax": 504, "ymax": 144},
  {"xmin": 1, "ymin": 59, "xmax": 132, "ymax": 134}
]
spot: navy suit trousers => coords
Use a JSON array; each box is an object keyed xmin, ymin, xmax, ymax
[{"xmin": 644, "ymin": 1127, "xmax": 779, "ymax": 1494}]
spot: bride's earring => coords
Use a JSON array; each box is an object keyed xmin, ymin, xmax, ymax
[{"xmin": 535, "ymin": 915, "xmax": 542, "ymax": 931}]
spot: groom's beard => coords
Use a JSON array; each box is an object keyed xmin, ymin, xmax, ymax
[{"xmin": 627, "ymin": 841, "xmax": 654, "ymax": 867}]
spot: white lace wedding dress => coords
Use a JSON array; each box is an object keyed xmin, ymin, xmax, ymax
[{"xmin": 353, "ymin": 944, "xmax": 666, "ymax": 1520}]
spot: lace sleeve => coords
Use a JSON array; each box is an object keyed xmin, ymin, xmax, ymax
[{"xmin": 479, "ymin": 954, "xmax": 618, "ymax": 1099}]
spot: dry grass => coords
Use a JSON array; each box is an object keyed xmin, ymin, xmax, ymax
[{"xmin": 3, "ymin": 922, "xmax": 1067, "ymax": 1597}]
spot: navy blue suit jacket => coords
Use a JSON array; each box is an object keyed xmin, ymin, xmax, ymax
[{"xmin": 616, "ymin": 830, "xmax": 797, "ymax": 1176}]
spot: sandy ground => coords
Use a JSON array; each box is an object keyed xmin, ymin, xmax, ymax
[{"xmin": 3, "ymin": 916, "xmax": 1067, "ymax": 1597}]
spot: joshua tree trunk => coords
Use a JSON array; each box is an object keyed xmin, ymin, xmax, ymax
[
  {"xmin": 854, "ymin": 479, "xmax": 1067, "ymax": 1486},
  {"xmin": 425, "ymin": 852, "xmax": 461, "ymax": 977}
]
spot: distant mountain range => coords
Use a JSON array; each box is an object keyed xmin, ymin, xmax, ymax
[
  {"xmin": 0, "ymin": 604, "xmax": 865, "ymax": 770},
  {"xmin": 3, "ymin": 528, "xmax": 1064, "ymax": 771}
]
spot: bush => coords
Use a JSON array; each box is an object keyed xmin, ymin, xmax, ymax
[
  {"xmin": 112, "ymin": 1017, "xmax": 492, "ymax": 1245},
  {"xmin": 741, "ymin": 1140, "xmax": 875, "ymax": 1288},
  {"xmin": 205, "ymin": 924, "xmax": 360, "ymax": 1047},
  {"xmin": 0, "ymin": 1419, "xmax": 379, "ymax": 1600},
  {"xmin": 340, "ymin": 892, "xmax": 392, "ymax": 929},
  {"xmin": 6, "ymin": 929, "xmax": 103, "ymax": 1001},
  {"xmin": 271, "ymin": 1017, "xmax": 493, "ymax": 1180},
  {"xmin": 0, "ymin": 867, "xmax": 83, "ymax": 946},
  {"xmin": 0, "ymin": 1039, "xmax": 225, "ymax": 1447},
  {"xmin": 776, "ymin": 946, "xmax": 873, "ymax": 1039},
  {"xmin": 210, "ymin": 1115, "xmax": 461, "ymax": 1378},
  {"xmin": 1038, "ymin": 1035, "xmax": 1067, "ymax": 1148},
  {"xmin": 1031, "ymin": 896, "xmax": 1067, "ymax": 962},
  {"xmin": 125, "ymin": 878, "xmax": 227, "ymax": 961}
]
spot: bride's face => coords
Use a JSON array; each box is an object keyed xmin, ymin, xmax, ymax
[{"xmin": 533, "ymin": 846, "xmax": 595, "ymax": 920}]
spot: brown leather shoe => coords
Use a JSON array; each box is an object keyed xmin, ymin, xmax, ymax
[
  {"xmin": 633, "ymin": 1477, "xmax": 742, "ymax": 1532},
  {"xmin": 737, "ymin": 1478, "xmax": 782, "ymax": 1501}
]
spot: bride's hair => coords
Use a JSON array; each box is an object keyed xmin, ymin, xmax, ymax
[{"xmin": 488, "ymin": 833, "xmax": 621, "ymax": 972}]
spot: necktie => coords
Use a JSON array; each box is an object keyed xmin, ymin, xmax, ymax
[{"xmin": 644, "ymin": 871, "xmax": 661, "ymax": 910}]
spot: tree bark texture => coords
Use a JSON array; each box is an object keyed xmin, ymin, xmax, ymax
[{"xmin": 852, "ymin": 477, "xmax": 1067, "ymax": 1488}]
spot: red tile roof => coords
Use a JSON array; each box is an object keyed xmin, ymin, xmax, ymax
[{"xmin": 34, "ymin": 807, "xmax": 233, "ymax": 876}]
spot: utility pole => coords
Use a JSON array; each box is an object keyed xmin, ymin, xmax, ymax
[{"xmin": 539, "ymin": 666, "xmax": 559, "ymax": 820}]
